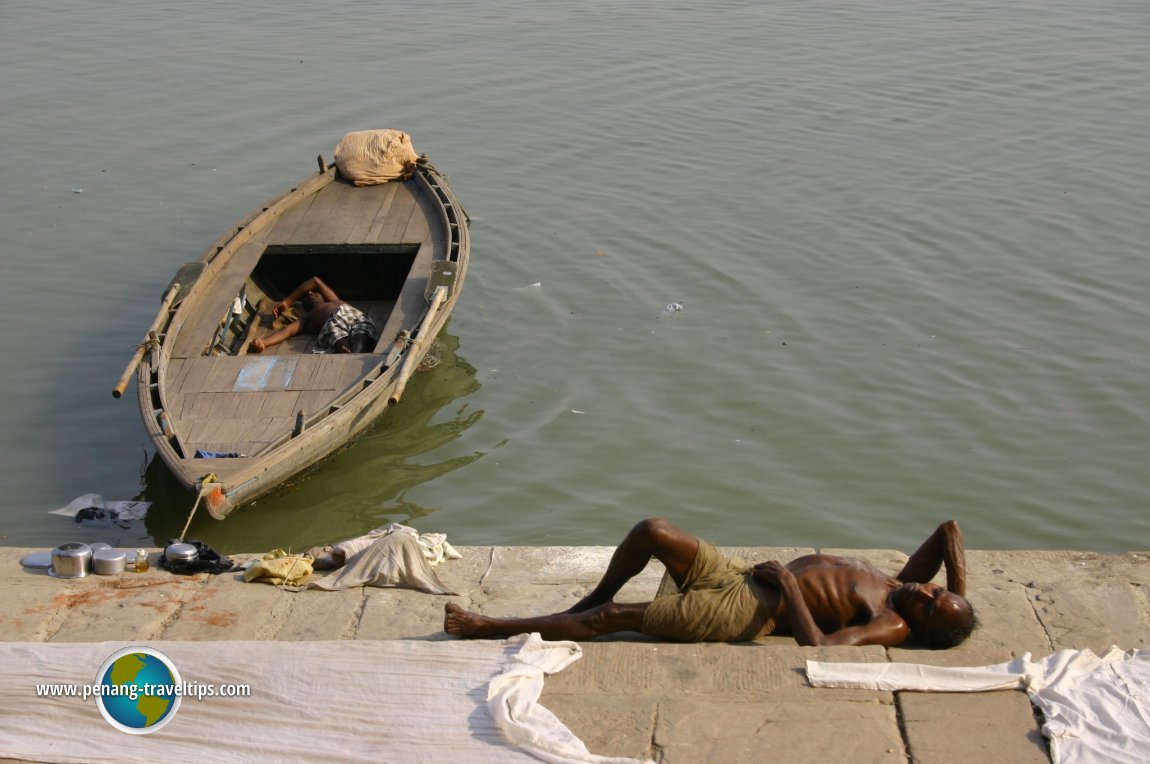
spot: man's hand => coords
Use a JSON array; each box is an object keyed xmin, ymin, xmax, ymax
[
  {"xmin": 272, "ymin": 300, "xmax": 291, "ymax": 319},
  {"xmin": 751, "ymin": 560, "xmax": 789, "ymax": 586}
]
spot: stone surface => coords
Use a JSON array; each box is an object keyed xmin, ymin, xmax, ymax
[
  {"xmin": 900, "ymin": 691, "xmax": 1050, "ymax": 764},
  {"xmin": 3, "ymin": 543, "xmax": 1149, "ymax": 762}
]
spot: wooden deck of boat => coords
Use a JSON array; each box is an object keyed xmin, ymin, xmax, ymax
[{"xmin": 162, "ymin": 175, "xmax": 444, "ymax": 459}]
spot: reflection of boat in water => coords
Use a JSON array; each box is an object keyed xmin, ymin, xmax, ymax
[
  {"xmin": 141, "ymin": 330, "xmax": 483, "ymax": 550},
  {"xmin": 122, "ymin": 137, "xmax": 469, "ymax": 520}
]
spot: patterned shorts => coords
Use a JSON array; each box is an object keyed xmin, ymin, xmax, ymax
[{"xmin": 314, "ymin": 304, "xmax": 378, "ymax": 353}]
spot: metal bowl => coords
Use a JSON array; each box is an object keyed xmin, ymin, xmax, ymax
[
  {"xmin": 92, "ymin": 548, "xmax": 127, "ymax": 575},
  {"xmin": 50, "ymin": 543, "xmax": 92, "ymax": 579}
]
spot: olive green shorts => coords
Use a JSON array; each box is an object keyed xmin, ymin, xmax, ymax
[{"xmin": 641, "ymin": 540, "xmax": 775, "ymax": 642}]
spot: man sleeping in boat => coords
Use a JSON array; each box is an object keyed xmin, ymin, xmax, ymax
[{"xmin": 248, "ymin": 276, "xmax": 378, "ymax": 354}]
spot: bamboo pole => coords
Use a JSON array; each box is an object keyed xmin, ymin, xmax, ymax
[
  {"xmin": 388, "ymin": 286, "xmax": 448, "ymax": 406},
  {"xmin": 112, "ymin": 284, "xmax": 180, "ymax": 398}
]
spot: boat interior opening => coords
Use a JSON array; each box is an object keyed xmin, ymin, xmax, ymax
[{"xmin": 210, "ymin": 244, "xmax": 420, "ymax": 357}]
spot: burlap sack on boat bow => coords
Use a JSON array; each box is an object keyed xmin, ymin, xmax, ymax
[{"xmin": 334, "ymin": 129, "xmax": 419, "ymax": 185}]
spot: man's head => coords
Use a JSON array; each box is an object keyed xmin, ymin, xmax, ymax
[
  {"xmin": 892, "ymin": 582, "xmax": 977, "ymax": 649},
  {"xmin": 301, "ymin": 290, "xmax": 323, "ymax": 312}
]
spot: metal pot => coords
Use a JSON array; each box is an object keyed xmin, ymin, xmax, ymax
[
  {"xmin": 92, "ymin": 548, "xmax": 127, "ymax": 575},
  {"xmin": 164, "ymin": 542, "xmax": 198, "ymax": 562},
  {"xmin": 51, "ymin": 543, "xmax": 92, "ymax": 579}
]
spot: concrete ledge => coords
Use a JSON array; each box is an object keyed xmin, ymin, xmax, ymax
[{"xmin": 3, "ymin": 545, "xmax": 1148, "ymax": 763}]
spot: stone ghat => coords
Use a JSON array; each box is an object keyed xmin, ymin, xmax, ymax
[{"xmin": 2, "ymin": 545, "xmax": 1148, "ymax": 763}]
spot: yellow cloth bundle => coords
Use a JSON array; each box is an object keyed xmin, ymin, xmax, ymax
[{"xmin": 243, "ymin": 549, "xmax": 314, "ymax": 587}]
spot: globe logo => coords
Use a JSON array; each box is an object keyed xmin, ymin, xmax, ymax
[{"xmin": 94, "ymin": 646, "xmax": 182, "ymax": 734}]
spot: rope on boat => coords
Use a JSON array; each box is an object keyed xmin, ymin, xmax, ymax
[
  {"xmin": 133, "ymin": 334, "xmax": 161, "ymax": 353},
  {"xmin": 178, "ymin": 474, "xmax": 222, "ymax": 542}
]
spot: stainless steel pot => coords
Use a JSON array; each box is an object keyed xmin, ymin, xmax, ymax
[
  {"xmin": 51, "ymin": 543, "xmax": 92, "ymax": 578},
  {"xmin": 92, "ymin": 548, "xmax": 127, "ymax": 575},
  {"xmin": 164, "ymin": 542, "xmax": 198, "ymax": 562}
]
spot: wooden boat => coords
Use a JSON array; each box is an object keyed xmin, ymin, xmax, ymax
[{"xmin": 114, "ymin": 147, "xmax": 469, "ymax": 521}]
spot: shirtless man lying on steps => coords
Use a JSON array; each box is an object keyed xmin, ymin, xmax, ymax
[{"xmin": 444, "ymin": 517, "xmax": 975, "ymax": 648}]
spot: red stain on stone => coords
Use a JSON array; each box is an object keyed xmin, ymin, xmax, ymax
[
  {"xmin": 198, "ymin": 612, "xmax": 239, "ymax": 628},
  {"xmin": 21, "ymin": 579, "xmax": 193, "ymax": 616}
]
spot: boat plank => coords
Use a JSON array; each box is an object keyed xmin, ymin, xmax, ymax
[
  {"xmin": 231, "ymin": 393, "xmax": 266, "ymax": 419},
  {"xmin": 378, "ymin": 239, "xmax": 433, "ymax": 343},
  {"xmin": 206, "ymin": 392, "xmax": 245, "ymax": 421},
  {"xmin": 247, "ymin": 418, "xmax": 291, "ymax": 448},
  {"xmin": 167, "ymin": 393, "xmax": 190, "ymax": 420},
  {"xmin": 185, "ymin": 416, "xmax": 250, "ymax": 447},
  {"xmin": 194, "ymin": 356, "xmax": 301, "ymax": 393},
  {"xmin": 170, "ymin": 239, "xmax": 269, "ymax": 358},
  {"xmin": 283, "ymin": 182, "xmax": 349, "ymax": 244},
  {"xmin": 176, "ymin": 459, "xmax": 250, "ymax": 484},
  {"xmin": 366, "ymin": 182, "xmax": 419, "ymax": 242},
  {"xmin": 185, "ymin": 417, "xmax": 285, "ymax": 455},
  {"xmin": 322, "ymin": 183, "xmax": 387, "ymax": 245},
  {"xmin": 265, "ymin": 189, "xmax": 319, "ymax": 244},
  {"xmin": 199, "ymin": 359, "xmax": 242, "ymax": 394},
  {"xmin": 336, "ymin": 356, "xmax": 380, "ymax": 395},
  {"xmin": 283, "ymin": 354, "xmax": 325, "ymax": 391},
  {"xmin": 236, "ymin": 356, "xmax": 300, "ymax": 392},
  {"xmin": 174, "ymin": 392, "xmax": 212, "ymax": 421},
  {"xmin": 164, "ymin": 358, "xmax": 189, "ymax": 392},
  {"xmin": 306, "ymin": 354, "xmax": 348, "ymax": 392},
  {"xmin": 344, "ymin": 182, "xmax": 399, "ymax": 244},
  {"xmin": 175, "ymin": 358, "xmax": 215, "ymax": 397},
  {"xmin": 296, "ymin": 390, "xmax": 336, "ymax": 418},
  {"xmin": 180, "ymin": 416, "xmax": 221, "ymax": 447},
  {"xmin": 257, "ymin": 390, "xmax": 302, "ymax": 419},
  {"xmin": 400, "ymin": 188, "xmax": 436, "ymax": 243}
]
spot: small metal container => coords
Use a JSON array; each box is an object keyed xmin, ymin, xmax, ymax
[
  {"xmin": 50, "ymin": 543, "xmax": 92, "ymax": 579},
  {"xmin": 92, "ymin": 547, "xmax": 127, "ymax": 575},
  {"xmin": 164, "ymin": 542, "xmax": 198, "ymax": 562}
]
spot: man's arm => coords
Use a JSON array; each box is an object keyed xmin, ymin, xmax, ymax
[
  {"xmin": 895, "ymin": 520, "xmax": 966, "ymax": 596},
  {"xmin": 273, "ymin": 276, "xmax": 340, "ymax": 316},
  {"xmin": 752, "ymin": 562, "xmax": 909, "ymax": 647},
  {"xmin": 248, "ymin": 319, "xmax": 302, "ymax": 353}
]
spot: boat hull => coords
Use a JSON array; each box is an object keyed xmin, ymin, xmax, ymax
[{"xmin": 135, "ymin": 155, "xmax": 469, "ymax": 518}]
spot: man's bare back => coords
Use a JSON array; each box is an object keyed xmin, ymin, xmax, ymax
[
  {"xmin": 248, "ymin": 276, "xmax": 376, "ymax": 354},
  {"xmin": 444, "ymin": 518, "xmax": 975, "ymax": 649}
]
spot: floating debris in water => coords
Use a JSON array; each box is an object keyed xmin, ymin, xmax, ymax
[
  {"xmin": 71, "ymin": 187, "xmax": 83, "ymax": 194},
  {"xmin": 417, "ymin": 339, "xmax": 444, "ymax": 372},
  {"xmin": 661, "ymin": 301, "xmax": 684, "ymax": 317}
]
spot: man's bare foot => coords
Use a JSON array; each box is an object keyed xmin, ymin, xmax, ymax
[
  {"xmin": 248, "ymin": 338, "xmax": 266, "ymax": 353},
  {"xmin": 444, "ymin": 602, "xmax": 487, "ymax": 637}
]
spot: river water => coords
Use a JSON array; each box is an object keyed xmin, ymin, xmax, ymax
[{"xmin": 2, "ymin": 0, "xmax": 1147, "ymax": 555}]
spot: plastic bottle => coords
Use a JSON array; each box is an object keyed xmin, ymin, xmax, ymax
[{"xmin": 134, "ymin": 549, "xmax": 149, "ymax": 573}]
